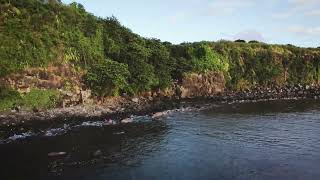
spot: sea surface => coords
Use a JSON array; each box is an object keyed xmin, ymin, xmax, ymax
[{"xmin": 0, "ymin": 99, "xmax": 320, "ymax": 180}]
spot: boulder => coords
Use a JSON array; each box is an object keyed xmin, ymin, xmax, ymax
[
  {"xmin": 48, "ymin": 152, "xmax": 67, "ymax": 157},
  {"xmin": 121, "ymin": 118, "xmax": 133, "ymax": 124},
  {"xmin": 152, "ymin": 112, "xmax": 167, "ymax": 119},
  {"xmin": 178, "ymin": 72, "xmax": 225, "ymax": 98},
  {"xmin": 93, "ymin": 150, "xmax": 102, "ymax": 157},
  {"xmin": 131, "ymin": 98, "xmax": 139, "ymax": 103}
]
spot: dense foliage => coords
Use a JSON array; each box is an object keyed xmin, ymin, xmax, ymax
[
  {"xmin": 0, "ymin": 88, "xmax": 61, "ymax": 112},
  {"xmin": 85, "ymin": 59, "xmax": 130, "ymax": 96},
  {"xmin": 0, "ymin": 0, "xmax": 319, "ymax": 99}
]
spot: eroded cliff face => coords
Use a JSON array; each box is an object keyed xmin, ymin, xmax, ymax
[
  {"xmin": 139, "ymin": 72, "xmax": 226, "ymax": 99},
  {"xmin": 0, "ymin": 64, "xmax": 92, "ymax": 107},
  {"xmin": 0, "ymin": 67, "xmax": 225, "ymax": 112},
  {"xmin": 177, "ymin": 72, "xmax": 225, "ymax": 98}
]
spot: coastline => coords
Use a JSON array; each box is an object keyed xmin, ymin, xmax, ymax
[{"xmin": 1, "ymin": 84, "xmax": 320, "ymax": 130}]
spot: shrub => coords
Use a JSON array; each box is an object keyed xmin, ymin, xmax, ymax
[
  {"xmin": 0, "ymin": 88, "xmax": 21, "ymax": 112},
  {"xmin": 85, "ymin": 59, "xmax": 131, "ymax": 96},
  {"xmin": 21, "ymin": 89, "xmax": 61, "ymax": 110},
  {"xmin": 189, "ymin": 44, "xmax": 229, "ymax": 73},
  {"xmin": 235, "ymin": 39, "xmax": 246, "ymax": 43},
  {"xmin": 0, "ymin": 88, "xmax": 61, "ymax": 112}
]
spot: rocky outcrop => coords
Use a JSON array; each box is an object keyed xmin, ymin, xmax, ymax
[
  {"xmin": 134, "ymin": 71, "xmax": 226, "ymax": 100},
  {"xmin": 0, "ymin": 96, "xmax": 178, "ymax": 128},
  {"xmin": 215, "ymin": 84, "xmax": 320, "ymax": 102},
  {"xmin": 1, "ymin": 84, "xmax": 320, "ymax": 129},
  {"xmin": 177, "ymin": 72, "xmax": 225, "ymax": 98},
  {"xmin": 0, "ymin": 64, "xmax": 92, "ymax": 107},
  {"xmin": 1, "ymin": 64, "xmax": 83, "ymax": 91},
  {"xmin": 1, "ymin": 68, "xmax": 320, "ymax": 130}
]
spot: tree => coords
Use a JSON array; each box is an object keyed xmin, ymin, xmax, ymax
[
  {"xmin": 249, "ymin": 40, "xmax": 259, "ymax": 43},
  {"xmin": 235, "ymin": 39, "xmax": 246, "ymax": 43},
  {"xmin": 147, "ymin": 39, "xmax": 174, "ymax": 88},
  {"xmin": 85, "ymin": 59, "xmax": 130, "ymax": 96},
  {"xmin": 188, "ymin": 44, "xmax": 229, "ymax": 73}
]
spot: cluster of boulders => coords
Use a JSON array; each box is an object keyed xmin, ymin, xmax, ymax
[
  {"xmin": 136, "ymin": 72, "xmax": 226, "ymax": 100},
  {"xmin": 1, "ymin": 68, "xmax": 320, "ymax": 129},
  {"xmin": 0, "ymin": 64, "xmax": 93, "ymax": 107},
  {"xmin": 214, "ymin": 84, "xmax": 320, "ymax": 102},
  {"xmin": 0, "ymin": 96, "xmax": 177, "ymax": 128},
  {"xmin": 176, "ymin": 72, "xmax": 225, "ymax": 98}
]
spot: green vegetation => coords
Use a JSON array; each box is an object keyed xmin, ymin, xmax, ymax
[
  {"xmin": 212, "ymin": 41, "xmax": 320, "ymax": 89},
  {"xmin": 235, "ymin": 39, "xmax": 246, "ymax": 43},
  {"xmin": 0, "ymin": 0, "xmax": 320, "ymax": 111},
  {"xmin": 85, "ymin": 59, "xmax": 130, "ymax": 96},
  {"xmin": 0, "ymin": 88, "xmax": 61, "ymax": 112},
  {"xmin": 21, "ymin": 88, "xmax": 61, "ymax": 110},
  {"xmin": 0, "ymin": 88, "xmax": 21, "ymax": 112},
  {"xmin": 248, "ymin": 40, "xmax": 260, "ymax": 44}
]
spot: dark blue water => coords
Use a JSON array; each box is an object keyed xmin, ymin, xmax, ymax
[{"xmin": 1, "ymin": 100, "xmax": 320, "ymax": 180}]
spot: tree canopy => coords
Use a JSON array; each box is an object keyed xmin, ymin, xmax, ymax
[{"xmin": 1, "ymin": 0, "xmax": 320, "ymax": 96}]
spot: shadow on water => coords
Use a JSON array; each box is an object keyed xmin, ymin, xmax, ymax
[
  {"xmin": 0, "ymin": 121, "xmax": 168, "ymax": 180},
  {"xmin": 203, "ymin": 99, "xmax": 320, "ymax": 115}
]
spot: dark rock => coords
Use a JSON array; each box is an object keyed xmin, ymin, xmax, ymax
[
  {"xmin": 93, "ymin": 150, "xmax": 102, "ymax": 157},
  {"xmin": 48, "ymin": 152, "xmax": 67, "ymax": 157},
  {"xmin": 32, "ymin": 107, "xmax": 39, "ymax": 113}
]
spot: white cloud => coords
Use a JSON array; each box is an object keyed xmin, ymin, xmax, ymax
[
  {"xmin": 271, "ymin": 11, "xmax": 293, "ymax": 19},
  {"xmin": 272, "ymin": 0, "xmax": 320, "ymax": 19},
  {"xmin": 285, "ymin": 26, "xmax": 320, "ymax": 36},
  {"xmin": 169, "ymin": 12, "xmax": 188, "ymax": 23},
  {"xmin": 288, "ymin": 0, "xmax": 319, "ymax": 7},
  {"xmin": 233, "ymin": 30, "xmax": 266, "ymax": 42},
  {"xmin": 305, "ymin": 10, "xmax": 320, "ymax": 17},
  {"xmin": 205, "ymin": 0, "xmax": 255, "ymax": 16},
  {"xmin": 168, "ymin": 0, "xmax": 257, "ymax": 22}
]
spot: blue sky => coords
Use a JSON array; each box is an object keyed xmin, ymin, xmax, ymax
[{"xmin": 61, "ymin": 0, "xmax": 319, "ymax": 47}]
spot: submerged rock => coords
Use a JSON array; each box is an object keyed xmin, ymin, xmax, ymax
[
  {"xmin": 93, "ymin": 150, "xmax": 102, "ymax": 157},
  {"xmin": 121, "ymin": 118, "xmax": 133, "ymax": 124},
  {"xmin": 152, "ymin": 112, "xmax": 167, "ymax": 119},
  {"xmin": 104, "ymin": 119, "xmax": 117, "ymax": 125},
  {"xmin": 48, "ymin": 152, "xmax": 67, "ymax": 157},
  {"xmin": 113, "ymin": 131, "xmax": 125, "ymax": 135}
]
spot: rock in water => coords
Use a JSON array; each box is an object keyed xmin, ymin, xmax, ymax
[
  {"xmin": 93, "ymin": 150, "xmax": 102, "ymax": 157},
  {"xmin": 104, "ymin": 119, "xmax": 116, "ymax": 125},
  {"xmin": 152, "ymin": 112, "xmax": 166, "ymax": 119},
  {"xmin": 121, "ymin": 118, "xmax": 133, "ymax": 124},
  {"xmin": 48, "ymin": 152, "xmax": 67, "ymax": 157}
]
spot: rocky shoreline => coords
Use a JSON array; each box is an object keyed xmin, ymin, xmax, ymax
[{"xmin": 0, "ymin": 84, "xmax": 320, "ymax": 130}]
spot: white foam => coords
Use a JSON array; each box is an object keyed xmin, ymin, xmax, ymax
[
  {"xmin": 44, "ymin": 128, "xmax": 67, "ymax": 137},
  {"xmin": 8, "ymin": 132, "xmax": 33, "ymax": 141}
]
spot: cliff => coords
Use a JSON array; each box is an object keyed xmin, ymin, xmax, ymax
[{"xmin": 0, "ymin": 0, "xmax": 320, "ymax": 116}]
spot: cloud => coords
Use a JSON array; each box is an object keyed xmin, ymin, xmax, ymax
[
  {"xmin": 168, "ymin": 12, "xmax": 188, "ymax": 23},
  {"xmin": 232, "ymin": 30, "xmax": 266, "ymax": 42},
  {"xmin": 288, "ymin": 0, "xmax": 319, "ymax": 7},
  {"xmin": 285, "ymin": 26, "xmax": 320, "ymax": 36},
  {"xmin": 272, "ymin": 0, "xmax": 320, "ymax": 19},
  {"xmin": 305, "ymin": 10, "xmax": 320, "ymax": 17},
  {"xmin": 168, "ymin": 0, "xmax": 256, "ymax": 22},
  {"xmin": 271, "ymin": 11, "xmax": 293, "ymax": 19},
  {"xmin": 205, "ymin": 0, "xmax": 255, "ymax": 16}
]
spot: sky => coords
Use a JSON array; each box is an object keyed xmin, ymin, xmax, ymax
[{"xmin": 61, "ymin": 0, "xmax": 320, "ymax": 47}]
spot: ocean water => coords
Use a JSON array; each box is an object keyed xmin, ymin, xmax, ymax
[{"xmin": 0, "ymin": 99, "xmax": 320, "ymax": 180}]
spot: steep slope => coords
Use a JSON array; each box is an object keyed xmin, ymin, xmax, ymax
[{"xmin": 0, "ymin": 0, "xmax": 319, "ymax": 112}]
